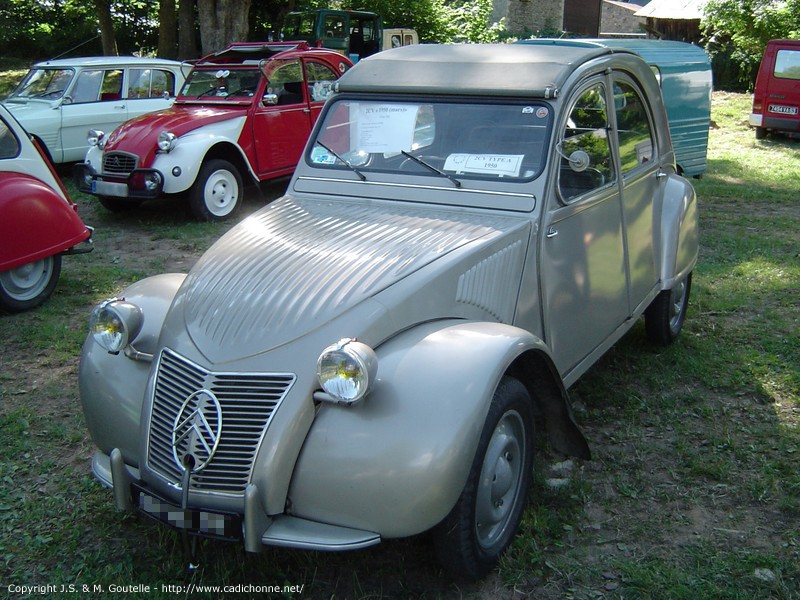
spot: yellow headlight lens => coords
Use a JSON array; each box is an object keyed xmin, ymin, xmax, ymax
[
  {"xmin": 89, "ymin": 299, "xmax": 143, "ymax": 354},
  {"xmin": 316, "ymin": 339, "xmax": 377, "ymax": 404}
]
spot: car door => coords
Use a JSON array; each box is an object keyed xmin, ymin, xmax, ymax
[
  {"xmin": 304, "ymin": 58, "xmax": 341, "ymax": 123},
  {"xmin": 252, "ymin": 59, "xmax": 313, "ymax": 176},
  {"xmin": 611, "ymin": 74, "xmax": 661, "ymax": 311},
  {"xmin": 540, "ymin": 77, "xmax": 629, "ymax": 376},
  {"xmin": 60, "ymin": 68, "xmax": 126, "ymax": 162}
]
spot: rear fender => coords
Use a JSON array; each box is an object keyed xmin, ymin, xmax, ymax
[
  {"xmin": 288, "ymin": 319, "xmax": 587, "ymax": 538},
  {"xmin": 0, "ymin": 173, "xmax": 88, "ymax": 270},
  {"xmin": 659, "ymin": 174, "xmax": 699, "ymax": 287},
  {"xmin": 79, "ymin": 273, "xmax": 185, "ymax": 466}
]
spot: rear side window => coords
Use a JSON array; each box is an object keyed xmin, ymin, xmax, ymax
[
  {"xmin": 774, "ymin": 49, "xmax": 800, "ymax": 80},
  {"xmin": 614, "ymin": 80, "xmax": 654, "ymax": 174},
  {"xmin": 0, "ymin": 116, "xmax": 21, "ymax": 159},
  {"xmin": 128, "ymin": 69, "xmax": 177, "ymax": 98}
]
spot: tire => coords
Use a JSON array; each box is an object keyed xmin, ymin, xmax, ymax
[
  {"xmin": 0, "ymin": 255, "xmax": 62, "ymax": 312},
  {"xmin": 432, "ymin": 376, "xmax": 535, "ymax": 580},
  {"xmin": 98, "ymin": 196, "xmax": 142, "ymax": 212},
  {"xmin": 645, "ymin": 272, "xmax": 692, "ymax": 345},
  {"xmin": 189, "ymin": 159, "xmax": 243, "ymax": 221},
  {"xmin": 754, "ymin": 126, "xmax": 767, "ymax": 140}
]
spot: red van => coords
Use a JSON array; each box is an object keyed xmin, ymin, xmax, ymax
[{"xmin": 750, "ymin": 39, "xmax": 800, "ymax": 140}]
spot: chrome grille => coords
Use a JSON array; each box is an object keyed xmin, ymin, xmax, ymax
[
  {"xmin": 102, "ymin": 152, "xmax": 138, "ymax": 175},
  {"xmin": 146, "ymin": 349, "xmax": 295, "ymax": 495}
]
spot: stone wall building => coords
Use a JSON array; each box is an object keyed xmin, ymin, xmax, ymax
[{"xmin": 600, "ymin": 0, "xmax": 646, "ymax": 36}]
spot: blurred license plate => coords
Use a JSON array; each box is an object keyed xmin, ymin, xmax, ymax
[
  {"xmin": 91, "ymin": 179, "xmax": 128, "ymax": 197},
  {"xmin": 769, "ymin": 104, "xmax": 798, "ymax": 115},
  {"xmin": 134, "ymin": 487, "xmax": 241, "ymax": 540}
]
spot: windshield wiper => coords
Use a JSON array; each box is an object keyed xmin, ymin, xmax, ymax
[
  {"xmin": 316, "ymin": 141, "xmax": 366, "ymax": 181},
  {"xmin": 400, "ymin": 151, "xmax": 461, "ymax": 188}
]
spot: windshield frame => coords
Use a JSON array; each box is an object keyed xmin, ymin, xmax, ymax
[
  {"xmin": 306, "ymin": 94, "xmax": 554, "ymax": 185},
  {"xmin": 177, "ymin": 66, "xmax": 263, "ymax": 103},
  {"xmin": 7, "ymin": 67, "xmax": 76, "ymax": 102}
]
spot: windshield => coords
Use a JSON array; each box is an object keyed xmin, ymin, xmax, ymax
[
  {"xmin": 179, "ymin": 68, "xmax": 261, "ymax": 99},
  {"xmin": 309, "ymin": 99, "xmax": 552, "ymax": 182},
  {"xmin": 8, "ymin": 68, "xmax": 74, "ymax": 101}
]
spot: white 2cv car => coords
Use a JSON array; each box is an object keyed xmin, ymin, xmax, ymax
[{"xmin": 79, "ymin": 42, "xmax": 698, "ymax": 579}]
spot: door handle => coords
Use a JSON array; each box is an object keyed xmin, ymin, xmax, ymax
[
  {"xmin": 546, "ymin": 227, "xmax": 558, "ymax": 238},
  {"xmin": 656, "ymin": 170, "xmax": 668, "ymax": 179}
]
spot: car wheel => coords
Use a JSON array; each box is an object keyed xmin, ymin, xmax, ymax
[
  {"xmin": 754, "ymin": 126, "xmax": 767, "ymax": 140},
  {"xmin": 98, "ymin": 196, "xmax": 142, "ymax": 212},
  {"xmin": 645, "ymin": 272, "xmax": 692, "ymax": 345},
  {"xmin": 432, "ymin": 376, "xmax": 534, "ymax": 580},
  {"xmin": 0, "ymin": 255, "xmax": 62, "ymax": 312},
  {"xmin": 189, "ymin": 159, "xmax": 243, "ymax": 221}
]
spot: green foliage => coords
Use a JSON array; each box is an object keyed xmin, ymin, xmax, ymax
[{"xmin": 702, "ymin": 0, "xmax": 800, "ymax": 90}]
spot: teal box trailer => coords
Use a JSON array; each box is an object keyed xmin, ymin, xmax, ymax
[{"xmin": 517, "ymin": 39, "xmax": 712, "ymax": 177}]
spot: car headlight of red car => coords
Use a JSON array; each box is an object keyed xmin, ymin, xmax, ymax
[
  {"xmin": 89, "ymin": 298, "xmax": 143, "ymax": 354},
  {"xmin": 87, "ymin": 129, "xmax": 105, "ymax": 148},
  {"xmin": 157, "ymin": 131, "xmax": 177, "ymax": 152},
  {"xmin": 316, "ymin": 338, "xmax": 377, "ymax": 404}
]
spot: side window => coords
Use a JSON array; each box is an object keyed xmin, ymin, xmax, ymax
[
  {"xmin": 305, "ymin": 61, "xmax": 338, "ymax": 102},
  {"xmin": 71, "ymin": 69, "xmax": 103, "ymax": 103},
  {"xmin": 0, "ymin": 117, "xmax": 21, "ymax": 159},
  {"xmin": 614, "ymin": 80, "xmax": 654, "ymax": 173},
  {"xmin": 558, "ymin": 83, "xmax": 615, "ymax": 202},
  {"xmin": 152, "ymin": 70, "xmax": 176, "ymax": 97},
  {"xmin": 323, "ymin": 15, "xmax": 346, "ymax": 40},
  {"xmin": 267, "ymin": 62, "xmax": 305, "ymax": 106},
  {"xmin": 129, "ymin": 69, "xmax": 176, "ymax": 98},
  {"xmin": 100, "ymin": 69, "xmax": 123, "ymax": 101}
]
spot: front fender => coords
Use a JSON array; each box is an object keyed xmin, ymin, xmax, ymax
[
  {"xmin": 288, "ymin": 319, "xmax": 546, "ymax": 538},
  {"xmin": 79, "ymin": 273, "xmax": 185, "ymax": 466},
  {"xmin": 660, "ymin": 174, "xmax": 699, "ymax": 286},
  {"xmin": 152, "ymin": 117, "xmax": 249, "ymax": 194}
]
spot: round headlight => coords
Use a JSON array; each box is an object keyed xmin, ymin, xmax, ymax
[
  {"xmin": 157, "ymin": 131, "xmax": 176, "ymax": 152},
  {"xmin": 316, "ymin": 339, "xmax": 377, "ymax": 404},
  {"xmin": 89, "ymin": 299, "xmax": 143, "ymax": 354},
  {"xmin": 87, "ymin": 129, "xmax": 105, "ymax": 147}
]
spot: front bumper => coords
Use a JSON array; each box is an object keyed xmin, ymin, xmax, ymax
[
  {"xmin": 73, "ymin": 163, "xmax": 164, "ymax": 200},
  {"xmin": 92, "ymin": 449, "xmax": 381, "ymax": 552}
]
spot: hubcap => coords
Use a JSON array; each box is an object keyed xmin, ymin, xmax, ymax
[
  {"xmin": 0, "ymin": 257, "xmax": 54, "ymax": 301},
  {"xmin": 475, "ymin": 410, "xmax": 526, "ymax": 549},
  {"xmin": 204, "ymin": 169, "xmax": 239, "ymax": 217}
]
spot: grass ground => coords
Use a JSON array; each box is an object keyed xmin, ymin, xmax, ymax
[{"xmin": 0, "ymin": 92, "xmax": 798, "ymax": 598}]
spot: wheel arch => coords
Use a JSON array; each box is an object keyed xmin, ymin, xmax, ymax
[
  {"xmin": 202, "ymin": 141, "xmax": 256, "ymax": 184},
  {"xmin": 506, "ymin": 349, "xmax": 591, "ymax": 460},
  {"xmin": 286, "ymin": 319, "xmax": 589, "ymax": 538}
]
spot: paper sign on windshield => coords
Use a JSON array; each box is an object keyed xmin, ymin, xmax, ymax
[
  {"xmin": 444, "ymin": 154, "xmax": 523, "ymax": 177},
  {"xmin": 355, "ymin": 104, "xmax": 419, "ymax": 153}
]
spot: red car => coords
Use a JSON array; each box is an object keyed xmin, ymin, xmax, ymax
[
  {"xmin": 0, "ymin": 104, "xmax": 93, "ymax": 312},
  {"xmin": 76, "ymin": 42, "xmax": 352, "ymax": 221}
]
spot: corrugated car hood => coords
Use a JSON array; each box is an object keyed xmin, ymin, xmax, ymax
[{"xmin": 172, "ymin": 195, "xmax": 522, "ymax": 362}]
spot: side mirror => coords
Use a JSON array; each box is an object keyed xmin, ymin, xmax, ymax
[
  {"xmin": 263, "ymin": 93, "xmax": 278, "ymax": 106},
  {"xmin": 567, "ymin": 150, "xmax": 591, "ymax": 172}
]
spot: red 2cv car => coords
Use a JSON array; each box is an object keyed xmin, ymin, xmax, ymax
[
  {"xmin": 75, "ymin": 42, "xmax": 352, "ymax": 221},
  {"xmin": 0, "ymin": 104, "xmax": 92, "ymax": 312}
]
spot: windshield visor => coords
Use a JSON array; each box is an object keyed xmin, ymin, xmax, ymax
[
  {"xmin": 8, "ymin": 68, "xmax": 74, "ymax": 101},
  {"xmin": 309, "ymin": 98, "xmax": 552, "ymax": 182},
  {"xmin": 179, "ymin": 68, "xmax": 262, "ymax": 99}
]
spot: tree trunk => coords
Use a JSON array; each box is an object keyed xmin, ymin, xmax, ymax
[
  {"xmin": 159, "ymin": 0, "xmax": 178, "ymax": 59},
  {"xmin": 94, "ymin": 0, "xmax": 119, "ymax": 55},
  {"xmin": 197, "ymin": 0, "xmax": 252, "ymax": 55},
  {"xmin": 178, "ymin": 0, "xmax": 199, "ymax": 59}
]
